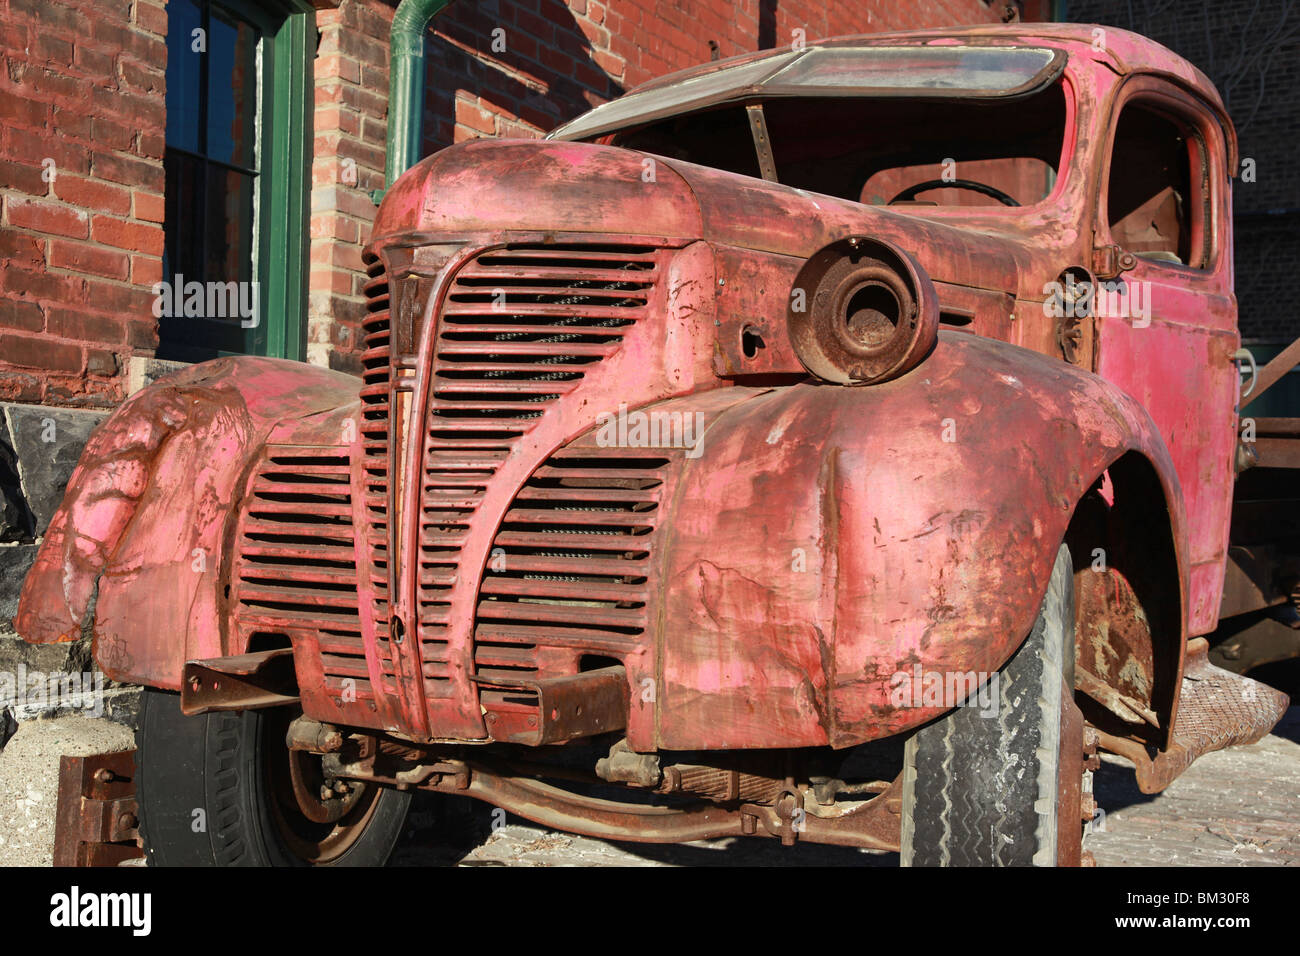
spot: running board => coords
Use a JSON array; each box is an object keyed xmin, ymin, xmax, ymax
[{"xmin": 1096, "ymin": 639, "xmax": 1290, "ymax": 793}]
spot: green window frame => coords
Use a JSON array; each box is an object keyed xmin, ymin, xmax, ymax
[{"xmin": 160, "ymin": 0, "xmax": 314, "ymax": 362}]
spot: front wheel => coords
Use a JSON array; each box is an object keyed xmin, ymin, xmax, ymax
[
  {"xmin": 135, "ymin": 689, "xmax": 410, "ymax": 866},
  {"xmin": 900, "ymin": 543, "xmax": 1085, "ymax": 866}
]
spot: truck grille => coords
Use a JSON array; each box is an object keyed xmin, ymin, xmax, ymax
[
  {"xmin": 231, "ymin": 447, "xmax": 371, "ymax": 706},
  {"xmin": 418, "ymin": 243, "xmax": 663, "ymax": 713},
  {"xmin": 474, "ymin": 449, "xmax": 669, "ymax": 719}
]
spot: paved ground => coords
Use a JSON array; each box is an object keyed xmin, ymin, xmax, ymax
[
  {"xmin": 2, "ymin": 707, "xmax": 1295, "ymax": 867},
  {"xmin": 0, "ymin": 716, "xmax": 134, "ymax": 867}
]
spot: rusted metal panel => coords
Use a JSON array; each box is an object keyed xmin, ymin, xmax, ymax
[
  {"xmin": 53, "ymin": 751, "xmax": 143, "ymax": 868},
  {"xmin": 654, "ymin": 332, "xmax": 1187, "ymax": 750},
  {"xmin": 1095, "ymin": 639, "xmax": 1289, "ymax": 793},
  {"xmin": 16, "ymin": 359, "xmax": 360, "ymax": 687}
]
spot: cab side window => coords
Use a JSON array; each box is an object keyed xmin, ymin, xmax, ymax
[{"xmin": 1106, "ymin": 101, "xmax": 1211, "ymax": 269}]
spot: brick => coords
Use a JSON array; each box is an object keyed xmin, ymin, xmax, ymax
[
  {"xmin": 130, "ymin": 254, "xmax": 163, "ymax": 286},
  {"xmin": 132, "ymin": 191, "xmax": 164, "ymax": 223},
  {"xmin": 342, "ymin": 0, "xmax": 390, "ymax": 41},
  {"xmin": 311, "ymin": 214, "xmax": 361, "ymax": 243},
  {"xmin": 310, "ymin": 266, "xmax": 356, "ymax": 296},
  {"xmin": 126, "ymin": 315, "xmax": 158, "ymax": 350},
  {"xmin": 5, "ymin": 197, "xmax": 89, "ymax": 239},
  {"xmin": 30, "ymin": 68, "xmax": 83, "ymax": 100},
  {"xmin": 54, "ymin": 109, "xmax": 95, "ymax": 142},
  {"xmin": 0, "ymin": 264, "xmax": 84, "ymax": 302},
  {"xmin": 359, "ymin": 63, "xmax": 389, "ymax": 92},
  {"xmin": 316, "ymin": 106, "xmax": 363, "ymax": 137},
  {"xmin": 7, "ymin": 134, "xmax": 91, "ymax": 177},
  {"xmin": 134, "ymin": 1, "xmax": 168, "ymax": 36},
  {"xmin": 73, "ymin": 44, "xmax": 115, "ymax": 76},
  {"xmin": 512, "ymin": 10, "xmax": 554, "ymax": 45},
  {"xmin": 10, "ymin": 0, "xmax": 83, "ymax": 32},
  {"xmin": 92, "ymin": 150, "xmax": 162, "ymax": 189},
  {"xmin": 48, "ymin": 239, "xmax": 132, "ymax": 281},
  {"xmin": 335, "ymin": 29, "xmax": 389, "ymax": 68},
  {"xmin": 0, "ymin": 96, "xmax": 50, "ymax": 129},
  {"xmin": 136, "ymin": 128, "xmax": 164, "ymax": 160},
  {"xmin": 330, "ymin": 135, "xmax": 385, "ymax": 171},
  {"xmin": 0, "ymin": 159, "xmax": 50, "ymax": 196},
  {"xmin": 91, "ymin": 116, "xmax": 135, "ymax": 153},
  {"xmin": 592, "ymin": 49, "xmax": 624, "ymax": 79},
  {"xmin": 360, "ymin": 115, "xmax": 386, "ymax": 146},
  {"xmin": 0, "ymin": 333, "xmax": 82, "ymax": 372},
  {"xmin": 0, "ymin": 299, "xmax": 44, "ymax": 333},
  {"xmin": 311, "ymin": 185, "xmax": 377, "ymax": 221},
  {"xmin": 46, "ymin": 305, "xmax": 127, "ymax": 345},
  {"xmin": 120, "ymin": 59, "xmax": 164, "ymax": 94},
  {"xmin": 317, "ymin": 54, "xmax": 362, "ymax": 84},
  {"xmin": 86, "ymin": 349, "xmax": 120, "ymax": 376},
  {"xmin": 310, "ymin": 240, "xmax": 365, "ymax": 271},
  {"xmin": 0, "ymin": 22, "xmax": 27, "ymax": 50},
  {"xmin": 54, "ymin": 176, "xmax": 132, "ymax": 216},
  {"xmin": 0, "ymin": 229, "xmax": 44, "ymax": 263},
  {"xmin": 82, "ymin": 278, "xmax": 157, "ymax": 316},
  {"xmin": 89, "ymin": 215, "xmax": 164, "ymax": 255},
  {"xmin": 455, "ymin": 97, "xmax": 497, "ymax": 134},
  {"xmin": 31, "ymin": 34, "xmax": 74, "ymax": 66},
  {"xmin": 0, "ymin": 367, "xmax": 43, "ymax": 402}
]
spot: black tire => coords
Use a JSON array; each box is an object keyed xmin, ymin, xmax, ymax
[
  {"xmin": 900, "ymin": 543, "xmax": 1081, "ymax": 866},
  {"xmin": 135, "ymin": 688, "xmax": 410, "ymax": 866}
]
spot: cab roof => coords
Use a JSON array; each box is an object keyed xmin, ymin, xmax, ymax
[{"xmin": 624, "ymin": 24, "xmax": 1223, "ymax": 111}]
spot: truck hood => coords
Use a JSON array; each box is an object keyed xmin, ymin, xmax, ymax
[{"xmin": 373, "ymin": 139, "xmax": 1025, "ymax": 294}]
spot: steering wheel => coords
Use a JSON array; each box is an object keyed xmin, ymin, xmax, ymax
[{"xmin": 888, "ymin": 178, "xmax": 1020, "ymax": 207}]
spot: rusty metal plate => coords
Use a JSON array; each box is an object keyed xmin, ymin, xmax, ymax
[{"xmin": 53, "ymin": 750, "xmax": 144, "ymax": 868}]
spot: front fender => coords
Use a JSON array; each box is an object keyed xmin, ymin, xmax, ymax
[
  {"xmin": 654, "ymin": 331, "xmax": 1188, "ymax": 750},
  {"xmin": 16, "ymin": 357, "xmax": 358, "ymax": 688}
]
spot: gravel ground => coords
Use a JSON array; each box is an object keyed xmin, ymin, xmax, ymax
[{"xmin": 1, "ymin": 707, "xmax": 1295, "ymax": 867}]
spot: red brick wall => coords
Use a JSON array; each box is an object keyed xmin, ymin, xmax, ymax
[{"xmin": 0, "ymin": 0, "xmax": 165, "ymax": 407}]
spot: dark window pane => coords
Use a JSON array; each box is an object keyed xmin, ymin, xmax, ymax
[
  {"xmin": 163, "ymin": 148, "xmax": 206, "ymax": 281},
  {"xmin": 204, "ymin": 167, "xmax": 256, "ymax": 294},
  {"xmin": 207, "ymin": 7, "xmax": 259, "ymax": 169},
  {"xmin": 165, "ymin": 0, "xmax": 202, "ymax": 152}
]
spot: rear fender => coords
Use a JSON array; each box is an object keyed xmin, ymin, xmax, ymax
[{"xmin": 650, "ymin": 332, "xmax": 1189, "ymax": 750}]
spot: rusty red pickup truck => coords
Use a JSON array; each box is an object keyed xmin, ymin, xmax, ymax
[{"xmin": 17, "ymin": 24, "xmax": 1290, "ymax": 866}]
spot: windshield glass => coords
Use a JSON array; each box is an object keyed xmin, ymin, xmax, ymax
[
  {"xmin": 549, "ymin": 45, "xmax": 1064, "ymax": 141},
  {"xmin": 603, "ymin": 80, "xmax": 1066, "ymax": 208},
  {"xmin": 550, "ymin": 45, "xmax": 1068, "ymax": 209}
]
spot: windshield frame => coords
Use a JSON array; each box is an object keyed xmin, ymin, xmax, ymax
[{"xmin": 547, "ymin": 45, "xmax": 1068, "ymax": 143}]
